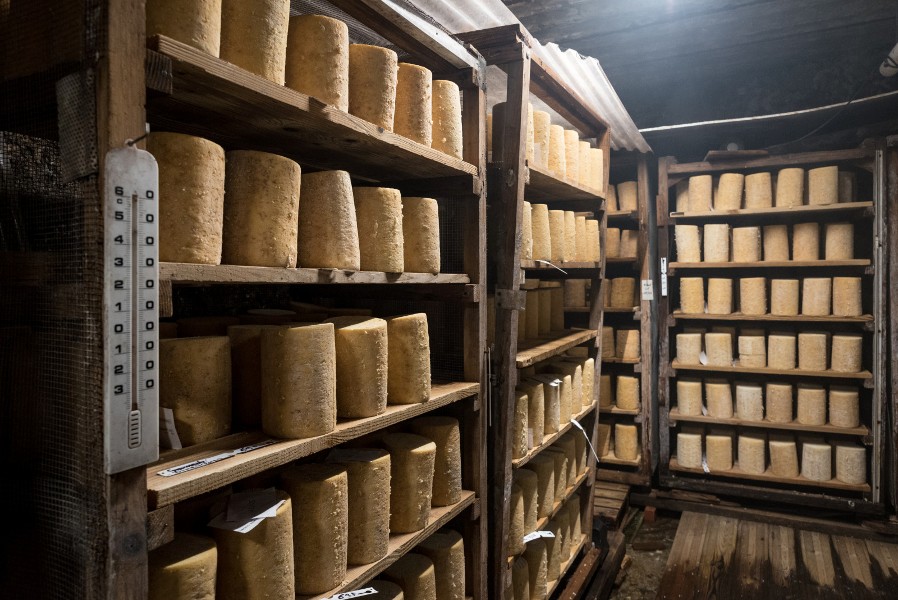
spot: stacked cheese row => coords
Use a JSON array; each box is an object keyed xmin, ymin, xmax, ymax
[
  {"xmin": 673, "ymin": 165, "xmax": 856, "ymax": 212},
  {"xmin": 520, "ymin": 203, "xmax": 601, "ymax": 263},
  {"xmin": 675, "ymin": 427, "xmax": 866, "ymax": 485},
  {"xmin": 605, "ymin": 227, "xmax": 638, "ymax": 259},
  {"xmin": 159, "ymin": 312, "xmax": 431, "ymax": 447},
  {"xmin": 512, "ymin": 356, "xmax": 596, "ymax": 459},
  {"xmin": 148, "ymin": 415, "xmax": 465, "ymax": 599},
  {"xmin": 678, "ymin": 276, "xmax": 863, "ymax": 317},
  {"xmin": 516, "ymin": 284, "xmax": 567, "ymax": 342},
  {"xmin": 150, "ymin": 134, "xmax": 443, "ymax": 274},
  {"xmin": 595, "ymin": 422, "xmax": 639, "ymax": 462},
  {"xmin": 147, "ymin": 7, "xmax": 463, "ymax": 157},
  {"xmin": 600, "ymin": 326, "xmax": 641, "ymax": 361},
  {"xmin": 675, "ymin": 378, "xmax": 861, "ymax": 429},
  {"xmin": 597, "ymin": 372, "xmax": 641, "ymax": 413},
  {"xmin": 606, "ymin": 180, "xmax": 639, "ymax": 212},
  {"xmin": 603, "ymin": 278, "xmax": 638, "ymax": 309},
  {"xmin": 674, "ymin": 221, "xmax": 856, "ymax": 263},
  {"xmin": 675, "ymin": 330, "xmax": 864, "ymax": 373}
]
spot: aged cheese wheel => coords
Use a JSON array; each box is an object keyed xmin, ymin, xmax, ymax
[
  {"xmin": 548, "ymin": 210, "xmax": 566, "ymax": 262},
  {"xmin": 792, "ymin": 223, "xmax": 819, "ymax": 261},
  {"xmin": 544, "ymin": 447, "xmax": 568, "ymax": 498},
  {"xmin": 261, "ymin": 324, "xmax": 335, "ymax": 438},
  {"xmin": 831, "ymin": 334, "xmax": 863, "ymax": 372},
  {"xmin": 615, "ymin": 424, "xmax": 638, "ymax": 461},
  {"xmin": 287, "ymin": 15, "xmax": 349, "ymax": 109},
  {"xmin": 578, "ymin": 141, "xmax": 592, "ymax": 189},
  {"xmin": 744, "ymin": 172, "xmax": 773, "ymax": 208},
  {"xmin": 511, "ymin": 555, "xmax": 530, "ymax": 600},
  {"xmin": 601, "ymin": 326, "xmax": 616, "ymax": 359},
  {"xmin": 775, "ymin": 168, "xmax": 804, "ymax": 207},
  {"xmin": 676, "ymin": 333, "xmax": 702, "ymax": 365},
  {"xmin": 731, "ymin": 226, "xmax": 760, "ymax": 262},
  {"xmin": 148, "ymin": 533, "xmax": 217, "ymax": 600},
  {"xmin": 537, "ymin": 289, "xmax": 552, "ymax": 336},
  {"xmin": 548, "ymin": 125, "xmax": 566, "ymax": 179},
  {"xmin": 515, "ymin": 469, "xmax": 539, "ymax": 533},
  {"xmin": 688, "ymin": 175, "xmax": 712, "ymax": 211},
  {"xmin": 524, "ymin": 291, "xmax": 540, "ymax": 340},
  {"xmin": 549, "ymin": 287, "xmax": 565, "ymax": 331},
  {"xmin": 580, "ymin": 357, "xmax": 595, "ymax": 408},
  {"xmin": 367, "ymin": 581, "xmax": 405, "ymax": 599},
  {"xmin": 616, "ymin": 375, "xmax": 640, "ymax": 411},
  {"xmin": 432, "ymin": 80, "xmax": 462, "ymax": 158},
  {"xmin": 833, "ymin": 277, "xmax": 862, "ymax": 316},
  {"xmin": 715, "ymin": 173, "xmax": 743, "ymax": 210},
  {"xmin": 348, "ymin": 44, "xmax": 398, "ymax": 129},
  {"xmin": 533, "ymin": 376, "xmax": 562, "ymax": 434},
  {"xmin": 738, "ymin": 335, "xmax": 766, "ymax": 368},
  {"xmin": 410, "ymin": 416, "xmax": 462, "ymax": 506},
  {"xmin": 769, "ymin": 438, "xmax": 799, "ymax": 477},
  {"xmin": 228, "ymin": 324, "xmax": 280, "ymax": 428},
  {"xmin": 575, "ymin": 216, "xmax": 588, "ymax": 262},
  {"xmin": 707, "ymin": 278, "xmax": 733, "ymax": 315},
  {"xmin": 618, "ymin": 181, "xmax": 638, "ymax": 211},
  {"xmin": 589, "ymin": 148, "xmax": 604, "ymax": 192},
  {"xmin": 677, "ymin": 432, "xmax": 702, "ymax": 469},
  {"xmin": 564, "ymin": 279, "xmax": 588, "ymax": 308},
  {"xmin": 675, "ymin": 225, "xmax": 701, "ymax": 262},
  {"xmin": 160, "ymin": 337, "xmax": 231, "ymax": 446},
  {"xmin": 808, "ymin": 166, "xmax": 838, "ymax": 205},
  {"xmin": 796, "ymin": 384, "xmax": 826, "ymax": 426},
  {"xmin": 147, "ymin": 0, "xmax": 221, "ymax": 56},
  {"xmin": 563, "ymin": 211, "xmax": 577, "ymax": 263},
  {"xmin": 564, "ymin": 129, "xmax": 580, "ymax": 182},
  {"xmin": 607, "ymin": 185, "xmax": 619, "ymax": 212},
  {"xmin": 801, "ymin": 441, "xmax": 832, "ymax": 481},
  {"xmin": 150, "ymin": 132, "xmax": 225, "ymax": 264},
  {"xmin": 703, "ymin": 224, "xmax": 730, "ymax": 262},
  {"xmin": 706, "ymin": 434, "xmax": 733, "ymax": 471},
  {"xmin": 738, "ymin": 434, "xmax": 766, "ymax": 474},
  {"xmin": 554, "ymin": 360, "xmax": 583, "ymax": 414},
  {"xmin": 801, "ymin": 278, "xmax": 832, "ymax": 316},
  {"xmin": 518, "ymin": 380, "xmax": 545, "ymax": 449},
  {"xmin": 599, "ymin": 374, "xmax": 613, "ymax": 408},
  {"xmin": 597, "ymin": 424, "xmax": 612, "ymax": 457},
  {"xmin": 705, "ymin": 332, "xmax": 733, "ymax": 367},
  {"xmin": 298, "ymin": 170, "xmax": 360, "ymax": 269},
  {"xmin": 705, "ymin": 379, "xmax": 733, "ymax": 418},
  {"xmin": 354, "ymin": 187, "xmax": 404, "ymax": 272},
  {"xmin": 829, "ymin": 387, "xmax": 860, "ymax": 427},
  {"xmin": 798, "ymin": 332, "xmax": 828, "ymax": 371},
  {"xmin": 677, "ymin": 379, "xmax": 703, "ymax": 416},
  {"xmin": 524, "ymin": 538, "xmax": 548, "ymax": 600},
  {"xmin": 395, "ymin": 63, "xmax": 433, "ymax": 145},
  {"xmin": 531, "ymin": 204, "xmax": 552, "ymax": 261},
  {"xmin": 736, "ymin": 383, "xmax": 764, "ymax": 420},
  {"xmin": 680, "ymin": 277, "xmax": 704, "ymax": 314},
  {"xmin": 835, "ymin": 444, "xmax": 866, "ymax": 485},
  {"xmin": 739, "ymin": 277, "xmax": 767, "ymax": 315},
  {"xmin": 567, "ymin": 495, "xmax": 584, "ymax": 540},
  {"xmin": 508, "ymin": 483, "xmax": 525, "ymax": 556},
  {"xmin": 526, "ymin": 103, "xmax": 535, "ymax": 165},
  {"xmin": 417, "ymin": 529, "xmax": 465, "ymax": 600},
  {"xmin": 765, "ymin": 382, "xmax": 793, "ymax": 423},
  {"xmin": 767, "ymin": 333, "xmax": 796, "ymax": 369},
  {"xmin": 838, "ymin": 171, "xmax": 856, "ymax": 203},
  {"xmin": 519, "ymin": 202, "xmax": 534, "ymax": 261},
  {"xmin": 673, "ymin": 180, "xmax": 689, "ymax": 212},
  {"xmin": 383, "ymin": 433, "xmax": 437, "ymax": 533},
  {"xmin": 402, "ymin": 197, "xmax": 441, "ymax": 274},
  {"xmin": 281, "ymin": 463, "xmax": 348, "ymax": 594},
  {"xmin": 387, "ymin": 314, "xmax": 431, "ymax": 404},
  {"xmin": 610, "ymin": 277, "xmax": 637, "ymax": 308},
  {"xmin": 176, "ymin": 316, "xmax": 240, "ymax": 337},
  {"xmin": 824, "ymin": 222, "xmax": 854, "ymax": 260},
  {"xmin": 532, "ymin": 110, "xmax": 551, "ymax": 169},
  {"xmin": 383, "ymin": 553, "xmax": 437, "ymax": 600},
  {"xmin": 601, "ymin": 227, "xmax": 619, "ymax": 259},
  {"xmin": 554, "ymin": 373, "xmax": 573, "ymax": 424},
  {"xmin": 620, "ymin": 229, "xmax": 639, "ymax": 258},
  {"xmin": 512, "ymin": 389, "xmax": 529, "ymax": 459},
  {"xmin": 221, "ymin": 0, "xmax": 289, "ymax": 83},
  {"xmin": 762, "ymin": 225, "xmax": 789, "ymax": 261},
  {"xmin": 525, "ymin": 453, "xmax": 556, "ymax": 518},
  {"xmin": 616, "ymin": 328, "xmax": 640, "ymax": 360},
  {"xmin": 770, "ymin": 279, "xmax": 799, "ymax": 316},
  {"xmin": 556, "ymin": 509, "xmax": 572, "ymax": 561}
]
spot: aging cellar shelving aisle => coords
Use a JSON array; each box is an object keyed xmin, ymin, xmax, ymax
[
  {"xmin": 656, "ymin": 145, "xmax": 887, "ymax": 513},
  {"xmin": 458, "ymin": 24, "xmax": 610, "ymax": 599}
]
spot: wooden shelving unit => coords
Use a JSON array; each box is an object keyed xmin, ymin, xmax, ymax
[
  {"xmin": 656, "ymin": 145, "xmax": 887, "ymax": 513},
  {"xmin": 457, "ymin": 23, "xmax": 609, "ymax": 599}
]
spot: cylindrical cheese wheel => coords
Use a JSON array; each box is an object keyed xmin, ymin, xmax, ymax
[
  {"xmin": 518, "ymin": 381, "xmax": 545, "ymax": 450},
  {"xmin": 589, "ymin": 148, "xmax": 604, "ymax": 192},
  {"xmin": 287, "ymin": 15, "xmax": 349, "ymax": 109},
  {"xmin": 792, "ymin": 223, "xmax": 819, "ymax": 261},
  {"xmin": 839, "ymin": 171, "xmax": 856, "ymax": 203},
  {"xmin": 738, "ymin": 335, "xmax": 766, "ymax": 368},
  {"xmin": 601, "ymin": 326, "xmax": 615, "ymax": 359},
  {"xmin": 176, "ymin": 316, "xmax": 240, "ymax": 337},
  {"xmin": 354, "ymin": 187, "xmax": 404, "ymax": 272},
  {"xmin": 544, "ymin": 448, "xmax": 568, "ymax": 499},
  {"xmin": 526, "ymin": 103, "xmax": 535, "ymax": 166},
  {"xmin": 616, "ymin": 329, "xmax": 640, "ymax": 360},
  {"xmin": 776, "ymin": 168, "xmax": 804, "ymax": 207},
  {"xmin": 824, "ymin": 222, "xmax": 854, "ymax": 260},
  {"xmin": 383, "ymin": 433, "xmax": 437, "ymax": 533},
  {"xmin": 715, "ymin": 173, "xmax": 743, "ymax": 210},
  {"xmin": 703, "ymin": 224, "xmax": 730, "ymax": 262},
  {"xmin": 348, "ymin": 44, "xmax": 398, "ymax": 129},
  {"xmin": 744, "ymin": 172, "xmax": 772, "ymax": 208},
  {"xmin": 550, "ymin": 287, "xmax": 565, "ymax": 331},
  {"xmin": 765, "ymin": 382, "xmax": 793, "ymax": 423},
  {"xmin": 616, "ymin": 375, "xmax": 640, "ymax": 411},
  {"xmin": 705, "ymin": 333, "xmax": 733, "ymax": 367},
  {"xmin": 525, "ymin": 453, "xmax": 556, "ymax": 518},
  {"xmin": 736, "ymin": 383, "xmax": 764, "ymax": 421},
  {"xmin": 808, "ymin": 166, "xmax": 838, "ymax": 205},
  {"xmin": 607, "ymin": 185, "xmax": 619, "ymax": 212},
  {"xmin": 763, "ymin": 225, "xmax": 789, "ymax": 261},
  {"xmin": 524, "ymin": 291, "xmax": 540, "ymax": 340},
  {"xmin": 537, "ymin": 289, "xmax": 552, "ymax": 336},
  {"xmin": 563, "ymin": 211, "xmax": 577, "ymax": 263},
  {"xmin": 680, "ymin": 277, "xmax": 704, "ymax": 314},
  {"xmin": 796, "ymin": 384, "xmax": 826, "ymax": 425},
  {"xmin": 831, "ymin": 334, "xmax": 863, "ymax": 372},
  {"xmin": 387, "ymin": 314, "xmax": 431, "ymax": 404},
  {"xmin": 618, "ymin": 181, "xmax": 638, "ymax": 211},
  {"xmin": 677, "ymin": 379, "xmax": 703, "ymax": 416},
  {"xmin": 739, "ymin": 277, "xmax": 767, "ymax": 315},
  {"xmin": 767, "ymin": 334, "xmax": 796, "ymax": 369},
  {"xmin": 738, "ymin": 434, "xmax": 766, "ymax": 474},
  {"xmin": 228, "ymin": 324, "xmax": 280, "ymax": 428},
  {"xmin": 367, "ymin": 581, "xmax": 405, "ymax": 600},
  {"xmin": 706, "ymin": 379, "xmax": 733, "ymax": 418},
  {"xmin": 604, "ymin": 227, "xmax": 620, "ymax": 258},
  {"xmin": 524, "ymin": 538, "xmax": 548, "ymax": 599},
  {"xmin": 417, "ymin": 529, "xmax": 465, "ymax": 600},
  {"xmin": 298, "ymin": 170, "xmax": 360, "ymax": 269},
  {"xmin": 798, "ymin": 332, "xmax": 828, "ymax": 371},
  {"xmin": 731, "ymin": 226, "xmax": 760, "ymax": 262},
  {"xmin": 408, "ymin": 416, "xmax": 462, "ymax": 507},
  {"xmin": 534, "ymin": 377, "xmax": 562, "ymax": 434},
  {"xmin": 801, "ymin": 441, "xmax": 832, "ymax": 481},
  {"xmin": 532, "ymin": 110, "xmax": 551, "ymax": 170},
  {"xmin": 548, "ymin": 124, "xmax": 566, "ymax": 179},
  {"xmin": 564, "ymin": 279, "xmax": 587, "ymax": 309},
  {"xmin": 770, "ymin": 279, "xmax": 799, "ymax": 316},
  {"xmin": 548, "ymin": 210, "xmax": 566, "ymax": 262},
  {"xmin": 147, "ymin": 0, "xmax": 221, "ymax": 56},
  {"xmin": 833, "ymin": 277, "xmax": 862, "ymax": 316},
  {"xmin": 261, "ymin": 324, "xmax": 336, "ymax": 438},
  {"xmin": 514, "ymin": 468, "xmax": 539, "ymax": 533},
  {"xmin": 511, "ymin": 555, "xmax": 530, "ymax": 600},
  {"xmin": 281, "ymin": 463, "xmax": 348, "ymax": 594},
  {"xmin": 706, "ymin": 434, "xmax": 733, "ymax": 471},
  {"xmin": 615, "ymin": 424, "xmax": 638, "ymax": 461},
  {"xmin": 801, "ymin": 278, "xmax": 832, "ymax": 316},
  {"xmin": 707, "ymin": 278, "xmax": 733, "ymax": 315},
  {"xmin": 564, "ymin": 130, "xmax": 580, "ymax": 182},
  {"xmin": 677, "ymin": 432, "xmax": 702, "ymax": 469},
  {"xmin": 835, "ymin": 444, "xmax": 866, "ymax": 485},
  {"xmin": 554, "ymin": 361, "xmax": 583, "ymax": 414},
  {"xmin": 688, "ymin": 175, "xmax": 712, "ymax": 211},
  {"xmin": 676, "ymin": 333, "xmax": 703, "ymax": 365},
  {"xmin": 555, "ymin": 373, "xmax": 573, "ymax": 424},
  {"xmin": 620, "ymin": 229, "xmax": 639, "ymax": 258},
  {"xmin": 519, "ymin": 201, "xmax": 533, "ymax": 261},
  {"xmin": 149, "ymin": 132, "xmax": 225, "ymax": 264},
  {"xmin": 148, "ymin": 533, "xmax": 218, "ymax": 600},
  {"xmin": 220, "ymin": 0, "xmax": 289, "ymax": 83},
  {"xmin": 610, "ymin": 277, "xmax": 636, "ymax": 308},
  {"xmin": 575, "ymin": 215, "xmax": 587, "ymax": 262},
  {"xmin": 829, "ymin": 387, "xmax": 860, "ymax": 427},
  {"xmin": 383, "ymin": 553, "xmax": 437, "ymax": 600},
  {"xmin": 402, "ymin": 197, "xmax": 441, "ymax": 274},
  {"xmin": 769, "ymin": 438, "xmax": 799, "ymax": 477},
  {"xmin": 160, "ymin": 337, "xmax": 231, "ymax": 446},
  {"xmin": 508, "ymin": 483, "xmax": 525, "ymax": 556},
  {"xmin": 581, "ymin": 357, "xmax": 595, "ymax": 408},
  {"xmin": 578, "ymin": 141, "xmax": 592, "ymax": 189},
  {"xmin": 531, "ymin": 204, "xmax": 551, "ymax": 261},
  {"xmin": 432, "ymin": 80, "xmax": 462, "ymax": 158},
  {"xmin": 599, "ymin": 374, "xmax": 613, "ymax": 408},
  {"xmin": 673, "ymin": 180, "xmax": 689, "ymax": 212},
  {"xmin": 395, "ymin": 63, "xmax": 432, "ymax": 146},
  {"xmin": 512, "ymin": 390, "xmax": 528, "ymax": 460},
  {"xmin": 596, "ymin": 424, "xmax": 612, "ymax": 458}
]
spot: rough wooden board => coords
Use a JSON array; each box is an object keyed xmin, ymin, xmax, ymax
[
  {"xmin": 515, "ymin": 328, "xmax": 598, "ymax": 368},
  {"xmin": 670, "ymin": 360, "xmax": 873, "ymax": 381},
  {"xmin": 599, "ymin": 406, "xmax": 640, "ymax": 416},
  {"xmin": 527, "ymin": 163, "xmax": 605, "ymax": 202},
  {"xmin": 546, "ymin": 537, "xmax": 590, "ymax": 598},
  {"xmin": 161, "ymin": 262, "xmax": 471, "ymax": 285},
  {"xmin": 670, "ymin": 310, "xmax": 874, "ymax": 326},
  {"xmin": 585, "ymin": 530, "xmax": 625, "ymax": 600},
  {"xmin": 533, "ymin": 469, "xmax": 591, "ymax": 532},
  {"xmin": 668, "ymin": 408, "xmax": 870, "ymax": 438},
  {"xmin": 667, "ymin": 147, "xmax": 873, "ymax": 174},
  {"xmin": 670, "ymin": 200, "xmax": 873, "ymax": 224},
  {"xmin": 593, "ymin": 483, "xmax": 629, "ymax": 528},
  {"xmin": 146, "ymin": 505, "xmax": 174, "ymax": 552},
  {"xmin": 557, "ymin": 545, "xmax": 604, "ymax": 600},
  {"xmin": 669, "ymin": 259, "xmax": 872, "ymax": 275},
  {"xmin": 600, "ymin": 453, "xmax": 642, "ymax": 468},
  {"xmin": 669, "ymin": 457, "xmax": 871, "ymax": 493}
]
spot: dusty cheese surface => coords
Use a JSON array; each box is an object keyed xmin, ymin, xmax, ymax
[
  {"xmin": 835, "ymin": 444, "xmax": 866, "ymax": 484},
  {"xmin": 677, "ymin": 379, "xmax": 703, "ymax": 416},
  {"xmin": 674, "ymin": 180, "xmax": 689, "ymax": 212},
  {"xmin": 615, "ymin": 424, "xmax": 638, "ymax": 460},
  {"xmin": 679, "ymin": 278, "xmax": 704, "ymax": 314},
  {"xmin": 824, "ymin": 222, "xmax": 854, "ymax": 260},
  {"xmin": 677, "ymin": 432, "xmax": 702, "ymax": 469},
  {"xmin": 620, "ymin": 229, "xmax": 639, "ymax": 258},
  {"xmin": 325, "ymin": 316, "xmax": 388, "ymax": 418},
  {"xmin": 736, "ymin": 383, "xmax": 764, "ymax": 421},
  {"xmin": 563, "ymin": 129, "xmax": 580, "ymax": 182},
  {"xmin": 147, "ymin": 0, "xmax": 222, "ymax": 56},
  {"xmin": 531, "ymin": 204, "xmax": 552, "ymax": 261},
  {"xmin": 705, "ymin": 332, "xmax": 733, "ymax": 367},
  {"xmin": 524, "ymin": 538, "xmax": 548, "ymax": 598},
  {"xmin": 744, "ymin": 172, "xmax": 772, "ymax": 208},
  {"xmin": 575, "ymin": 215, "xmax": 588, "ymax": 262},
  {"xmin": 707, "ymin": 278, "xmax": 733, "ymax": 314},
  {"xmin": 432, "ymin": 80, "xmax": 463, "ymax": 158},
  {"xmin": 410, "ymin": 416, "xmax": 462, "ymax": 506},
  {"xmin": 530, "ymin": 376, "xmax": 561, "ymax": 434},
  {"xmin": 383, "ymin": 433, "xmax": 437, "ymax": 533},
  {"xmin": 548, "ymin": 124, "xmax": 566, "ymax": 179},
  {"xmin": 387, "ymin": 313, "xmax": 431, "ymax": 404},
  {"xmin": 417, "ymin": 529, "xmax": 465, "ymax": 600},
  {"xmin": 829, "ymin": 387, "xmax": 860, "ymax": 427},
  {"xmin": 532, "ymin": 110, "xmax": 551, "ymax": 169},
  {"xmin": 792, "ymin": 222, "xmax": 820, "ymax": 260},
  {"xmin": 586, "ymin": 219, "xmax": 600, "ymax": 262},
  {"xmin": 831, "ymin": 334, "xmax": 862, "ymax": 372},
  {"xmin": 676, "ymin": 333, "xmax": 702, "ymax": 365},
  {"xmin": 769, "ymin": 439, "xmax": 799, "ymax": 477},
  {"xmin": 762, "ymin": 224, "xmax": 789, "ymax": 261},
  {"xmin": 705, "ymin": 379, "xmax": 733, "ymax": 418},
  {"xmin": 526, "ymin": 103, "xmax": 535, "ymax": 165},
  {"xmin": 548, "ymin": 210, "xmax": 566, "ymax": 262},
  {"xmin": 833, "ymin": 277, "xmax": 862, "ymax": 316},
  {"xmin": 601, "ymin": 326, "xmax": 615, "ymax": 359},
  {"xmin": 578, "ymin": 141, "xmax": 592, "ymax": 188},
  {"xmin": 738, "ymin": 434, "xmax": 766, "ymax": 474},
  {"xmin": 731, "ymin": 226, "xmax": 760, "ymax": 262},
  {"xmin": 537, "ymin": 289, "xmax": 552, "ymax": 336},
  {"xmin": 596, "ymin": 424, "xmax": 612, "ymax": 457},
  {"xmin": 599, "ymin": 374, "xmax": 613, "ymax": 409},
  {"xmin": 148, "ymin": 533, "xmax": 217, "ymax": 600},
  {"xmin": 383, "ymin": 552, "xmax": 437, "ymax": 600},
  {"xmin": 688, "ymin": 175, "xmax": 712, "ymax": 211},
  {"xmin": 739, "ymin": 277, "xmax": 767, "ymax": 315},
  {"xmin": 675, "ymin": 225, "xmax": 701, "ymax": 262},
  {"xmin": 801, "ymin": 278, "xmax": 832, "ymax": 316},
  {"xmin": 765, "ymin": 382, "xmax": 793, "ymax": 423},
  {"xmin": 616, "ymin": 329, "xmax": 640, "ymax": 360},
  {"xmin": 298, "ymin": 170, "xmax": 360, "ymax": 269},
  {"xmin": 703, "ymin": 224, "xmax": 730, "ymax": 262},
  {"xmin": 514, "ymin": 468, "xmax": 539, "ymax": 532},
  {"xmin": 770, "ymin": 279, "xmax": 799, "ymax": 315},
  {"xmin": 706, "ymin": 434, "xmax": 733, "ymax": 471},
  {"xmin": 521, "ymin": 201, "xmax": 533, "ymax": 261},
  {"xmin": 808, "ymin": 166, "xmax": 838, "ymax": 205},
  {"xmin": 402, "ymin": 197, "xmax": 441, "ymax": 274},
  {"xmin": 775, "ymin": 168, "xmax": 804, "ymax": 207},
  {"xmin": 616, "ymin": 375, "xmax": 640, "ymax": 411},
  {"xmin": 796, "ymin": 384, "xmax": 826, "ymax": 425},
  {"xmin": 366, "ymin": 581, "xmax": 405, "ymax": 599},
  {"xmin": 511, "ymin": 555, "xmax": 530, "ymax": 600},
  {"xmin": 395, "ymin": 63, "xmax": 433, "ymax": 145},
  {"xmin": 354, "ymin": 186, "xmax": 404, "ymax": 273},
  {"xmin": 767, "ymin": 334, "xmax": 797, "ymax": 369},
  {"xmin": 563, "ymin": 211, "xmax": 577, "ymax": 263},
  {"xmin": 738, "ymin": 335, "xmax": 766, "ymax": 367},
  {"xmin": 525, "ymin": 453, "xmax": 556, "ymax": 518},
  {"xmin": 549, "ymin": 287, "xmax": 565, "ymax": 331},
  {"xmin": 610, "ymin": 277, "xmax": 637, "ymax": 308},
  {"xmin": 618, "ymin": 181, "xmax": 638, "ymax": 210},
  {"xmin": 544, "ymin": 447, "xmax": 568, "ymax": 500},
  {"xmin": 589, "ymin": 147, "xmax": 604, "ymax": 192},
  {"xmin": 715, "ymin": 173, "xmax": 743, "ymax": 210},
  {"xmin": 287, "ymin": 15, "xmax": 349, "ymax": 109},
  {"xmin": 606, "ymin": 227, "xmax": 622, "ymax": 258},
  {"xmin": 606, "ymin": 184, "xmax": 619, "ymax": 212},
  {"xmin": 798, "ymin": 332, "xmax": 828, "ymax": 371},
  {"xmin": 220, "ymin": 0, "xmax": 289, "ymax": 83},
  {"xmin": 348, "ymin": 44, "xmax": 398, "ymax": 129},
  {"xmin": 801, "ymin": 441, "xmax": 832, "ymax": 481},
  {"xmin": 512, "ymin": 389, "xmax": 529, "ymax": 459}
]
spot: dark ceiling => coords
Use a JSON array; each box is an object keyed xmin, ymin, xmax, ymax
[{"xmin": 502, "ymin": 0, "xmax": 898, "ymax": 131}]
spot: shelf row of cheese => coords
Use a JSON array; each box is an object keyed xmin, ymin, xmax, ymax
[{"xmin": 520, "ymin": 204, "xmax": 601, "ymax": 263}]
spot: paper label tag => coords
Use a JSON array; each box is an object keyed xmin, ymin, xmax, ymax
[
  {"xmin": 699, "ymin": 351, "xmax": 708, "ymax": 366},
  {"xmin": 524, "ymin": 530, "xmax": 557, "ymax": 543},
  {"xmin": 208, "ymin": 488, "xmax": 286, "ymax": 534},
  {"xmin": 701, "ymin": 454, "xmax": 710, "ymax": 474},
  {"xmin": 661, "ymin": 273, "xmax": 668, "ymax": 297},
  {"xmin": 641, "ymin": 279, "xmax": 654, "ymax": 301},
  {"xmin": 323, "ymin": 588, "xmax": 378, "ymax": 600},
  {"xmin": 158, "ymin": 407, "xmax": 181, "ymax": 450},
  {"xmin": 157, "ymin": 439, "xmax": 278, "ymax": 477}
]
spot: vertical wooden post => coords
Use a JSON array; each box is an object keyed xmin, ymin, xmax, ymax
[
  {"xmin": 655, "ymin": 157, "xmax": 673, "ymax": 482},
  {"xmin": 887, "ymin": 147, "xmax": 898, "ymax": 513},
  {"xmin": 636, "ymin": 154, "xmax": 655, "ymax": 477}
]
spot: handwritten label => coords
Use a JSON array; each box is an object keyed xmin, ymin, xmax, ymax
[
  {"xmin": 641, "ymin": 279, "xmax": 654, "ymax": 301},
  {"xmin": 323, "ymin": 588, "xmax": 378, "ymax": 600},
  {"xmin": 157, "ymin": 439, "xmax": 278, "ymax": 477},
  {"xmin": 208, "ymin": 488, "xmax": 285, "ymax": 534},
  {"xmin": 524, "ymin": 530, "xmax": 557, "ymax": 543}
]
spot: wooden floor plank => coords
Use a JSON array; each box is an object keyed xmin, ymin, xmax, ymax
[
  {"xmin": 832, "ymin": 535, "xmax": 874, "ymax": 589},
  {"xmin": 767, "ymin": 524, "xmax": 798, "ymax": 591},
  {"xmin": 799, "ymin": 530, "xmax": 837, "ymax": 588},
  {"xmin": 658, "ymin": 512, "xmax": 709, "ymax": 600}
]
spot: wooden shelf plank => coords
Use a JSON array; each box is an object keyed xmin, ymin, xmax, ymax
[
  {"xmin": 599, "ymin": 406, "xmax": 640, "ymax": 416},
  {"xmin": 564, "ymin": 306, "xmax": 590, "ymax": 313},
  {"xmin": 668, "ymin": 409, "xmax": 870, "ymax": 437},
  {"xmin": 298, "ymin": 491, "xmax": 476, "ymax": 600},
  {"xmin": 669, "ymin": 259, "xmax": 871, "ymax": 276},
  {"xmin": 669, "ymin": 457, "xmax": 870, "ymax": 493},
  {"xmin": 161, "ymin": 262, "xmax": 470, "ymax": 286},
  {"xmin": 546, "ymin": 537, "xmax": 590, "ymax": 597},
  {"xmin": 670, "ymin": 310, "xmax": 874, "ymax": 325},
  {"xmin": 666, "ymin": 148, "xmax": 873, "ymax": 175},
  {"xmin": 600, "ymin": 451, "xmax": 642, "ymax": 468},
  {"xmin": 606, "ymin": 257, "xmax": 638, "ymax": 264},
  {"xmin": 533, "ymin": 469, "xmax": 591, "ymax": 533},
  {"xmin": 526, "ymin": 163, "xmax": 604, "ymax": 202},
  {"xmin": 512, "ymin": 402, "xmax": 598, "ymax": 469},
  {"xmin": 601, "ymin": 357, "xmax": 640, "ymax": 365},
  {"xmin": 520, "ymin": 260, "xmax": 601, "ymax": 271},
  {"xmin": 669, "ymin": 201, "xmax": 874, "ymax": 224},
  {"xmin": 603, "ymin": 307, "xmax": 638, "ymax": 313},
  {"xmin": 607, "ymin": 210, "xmax": 638, "ymax": 223},
  {"xmin": 670, "ymin": 360, "xmax": 873, "ymax": 381},
  {"xmin": 147, "ymin": 36, "xmax": 478, "ymax": 185},
  {"xmin": 147, "ymin": 381, "xmax": 479, "ymax": 508},
  {"xmin": 516, "ymin": 329, "xmax": 598, "ymax": 368}
]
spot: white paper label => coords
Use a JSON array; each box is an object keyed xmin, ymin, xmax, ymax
[
  {"xmin": 523, "ymin": 530, "xmax": 556, "ymax": 543},
  {"xmin": 641, "ymin": 279, "xmax": 654, "ymax": 301},
  {"xmin": 661, "ymin": 273, "xmax": 668, "ymax": 297},
  {"xmin": 208, "ymin": 488, "xmax": 286, "ymax": 534},
  {"xmin": 699, "ymin": 351, "xmax": 708, "ymax": 365},
  {"xmin": 324, "ymin": 588, "xmax": 378, "ymax": 600},
  {"xmin": 157, "ymin": 439, "xmax": 278, "ymax": 477},
  {"xmin": 158, "ymin": 407, "xmax": 181, "ymax": 450}
]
